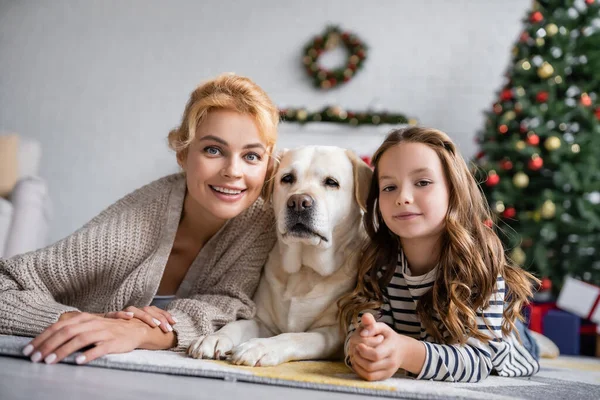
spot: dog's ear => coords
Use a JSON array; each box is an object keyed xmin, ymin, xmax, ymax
[
  {"xmin": 261, "ymin": 148, "xmax": 288, "ymax": 209},
  {"xmin": 346, "ymin": 150, "xmax": 373, "ymax": 213}
]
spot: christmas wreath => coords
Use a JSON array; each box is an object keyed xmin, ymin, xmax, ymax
[{"xmin": 302, "ymin": 25, "xmax": 367, "ymax": 90}]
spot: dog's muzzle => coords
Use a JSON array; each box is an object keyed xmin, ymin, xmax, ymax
[{"xmin": 284, "ymin": 194, "xmax": 328, "ymax": 242}]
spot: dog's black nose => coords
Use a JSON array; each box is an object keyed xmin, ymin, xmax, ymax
[{"xmin": 287, "ymin": 194, "xmax": 314, "ymax": 212}]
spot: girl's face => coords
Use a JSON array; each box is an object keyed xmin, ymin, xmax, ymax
[
  {"xmin": 180, "ymin": 109, "xmax": 269, "ymax": 221},
  {"xmin": 377, "ymin": 142, "xmax": 449, "ymax": 242}
]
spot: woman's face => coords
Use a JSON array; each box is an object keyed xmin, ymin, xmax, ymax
[{"xmin": 180, "ymin": 109, "xmax": 270, "ymax": 221}]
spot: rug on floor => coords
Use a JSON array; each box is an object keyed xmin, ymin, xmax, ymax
[{"xmin": 1, "ymin": 335, "xmax": 598, "ymax": 399}]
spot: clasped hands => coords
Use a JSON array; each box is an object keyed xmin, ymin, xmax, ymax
[
  {"xmin": 22, "ymin": 306, "xmax": 176, "ymax": 365},
  {"xmin": 347, "ymin": 313, "xmax": 407, "ymax": 381}
]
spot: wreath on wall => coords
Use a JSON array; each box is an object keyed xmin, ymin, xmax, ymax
[{"xmin": 302, "ymin": 25, "xmax": 367, "ymax": 90}]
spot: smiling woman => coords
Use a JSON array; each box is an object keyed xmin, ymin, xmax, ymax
[{"xmin": 0, "ymin": 73, "xmax": 280, "ymax": 367}]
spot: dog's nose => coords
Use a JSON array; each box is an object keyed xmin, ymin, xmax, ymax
[{"xmin": 287, "ymin": 194, "xmax": 314, "ymax": 212}]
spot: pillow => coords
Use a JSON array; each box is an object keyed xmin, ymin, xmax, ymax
[{"xmin": 0, "ymin": 134, "xmax": 19, "ymax": 198}]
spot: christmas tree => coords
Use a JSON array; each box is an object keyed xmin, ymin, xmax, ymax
[{"xmin": 475, "ymin": 0, "xmax": 600, "ymax": 291}]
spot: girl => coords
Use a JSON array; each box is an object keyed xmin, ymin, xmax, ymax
[
  {"xmin": 339, "ymin": 127, "xmax": 541, "ymax": 382},
  {"xmin": 0, "ymin": 73, "xmax": 279, "ymax": 365}
]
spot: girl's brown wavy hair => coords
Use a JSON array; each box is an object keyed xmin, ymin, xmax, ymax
[{"xmin": 338, "ymin": 127, "xmax": 539, "ymax": 344}]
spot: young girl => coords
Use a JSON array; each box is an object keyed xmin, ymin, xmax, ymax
[
  {"xmin": 0, "ymin": 73, "xmax": 279, "ymax": 365},
  {"xmin": 339, "ymin": 127, "xmax": 540, "ymax": 382}
]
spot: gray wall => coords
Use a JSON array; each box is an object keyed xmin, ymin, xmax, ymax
[{"xmin": 0, "ymin": 0, "xmax": 529, "ymax": 243}]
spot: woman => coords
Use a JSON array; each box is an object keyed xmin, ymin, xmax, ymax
[{"xmin": 0, "ymin": 73, "xmax": 280, "ymax": 365}]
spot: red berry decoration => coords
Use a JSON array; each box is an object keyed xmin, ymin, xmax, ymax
[
  {"xmin": 499, "ymin": 125, "xmax": 508, "ymax": 134},
  {"xmin": 526, "ymin": 134, "xmax": 540, "ymax": 146},
  {"xmin": 476, "ymin": 151, "xmax": 486, "ymax": 160},
  {"xmin": 536, "ymin": 91, "xmax": 549, "ymax": 102},
  {"xmin": 581, "ymin": 94, "xmax": 592, "ymax": 107},
  {"xmin": 595, "ymin": 107, "xmax": 600, "ymax": 120},
  {"xmin": 502, "ymin": 207, "xmax": 517, "ymax": 219},
  {"xmin": 500, "ymin": 89, "xmax": 513, "ymax": 101},
  {"xmin": 520, "ymin": 32, "xmax": 530, "ymax": 42},
  {"xmin": 528, "ymin": 157, "xmax": 544, "ymax": 171},
  {"xmin": 530, "ymin": 11, "xmax": 544, "ymax": 23},
  {"xmin": 501, "ymin": 160, "xmax": 513, "ymax": 170},
  {"xmin": 585, "ymin": 0, "xmax": 595, "ymax": 4},
  {"xmin": 486, "ymin": 173, "xmax": 500, "ymax": 187}
]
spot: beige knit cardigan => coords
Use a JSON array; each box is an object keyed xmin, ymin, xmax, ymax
[{"xmin": 0, "ymin": 174, "xmax": 276, "ymax": 352}]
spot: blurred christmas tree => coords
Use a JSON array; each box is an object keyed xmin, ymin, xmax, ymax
[{"xmin": 475, "ymin": 0, "xmax": 600, "ymax": 291}]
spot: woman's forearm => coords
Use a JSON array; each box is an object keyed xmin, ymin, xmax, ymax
[{"xmin": 137, "ymin": 322, "xmax": 177, "ymax": 350}]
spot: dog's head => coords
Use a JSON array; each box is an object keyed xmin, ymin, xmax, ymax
[{"xmin": 263, "ymin": 146, "xmax": 372, "ymax": 249}]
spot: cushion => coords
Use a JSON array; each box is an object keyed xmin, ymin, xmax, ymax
[{"xmin": 0, "ymin": 135, "xmax": 19, "ymax": 198}]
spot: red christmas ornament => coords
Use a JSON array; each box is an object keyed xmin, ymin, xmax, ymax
[
  {"xmin": 519, "ymin": 32, "xmax": 530, "ymax": 42},
  {"xmin": 500, "ymin": 89, "xmax": 513, "ymax": 101},
  {"xmin": 502, "ymin": 207, "xmax": 517, "ymax": 219},
  {"xmin": 499, "ymin": 125, "xmax": 509, "ymax": 134},
  {"xmin": 536, "ymin": 91, "xmax": 549, "ymax": 102},
  {"xmin": 528, "ymin": 157, "xmax": 544, "ymax": 171},
  {"xmin": 595, "ymin": 107, "xmax": 600, "ymax": 120},
  {"xmin": 530, "ymin": 11, "xmax": 544, "ymax": 23},
  {"xmin": 500, "ymin": 160, "xmax": 513, "ymax": 170},
  {"xmin": 540, "ymin": 277, "xmax": 552, "ymax": 291},
  {"xmin": 476, "ymin": 151, "xmax": 486, "ymax": 160},
  {"xmin": 585, "ymin": 0, "xmax": 595, "ymax": 4},
  {"xmin": 581, "ymin": 94, "xmax": 592, "ymax": 107},
  {"xmin": 486, "ymin": 174, "xmax": 500, "ymax": 187},
  {"xmin": 484, "ymin": 219, "xmax": 493, "ymax": 228},
  {"xmin": 526, "ymin": 134, "xmax": 540, "ymax": 146}
]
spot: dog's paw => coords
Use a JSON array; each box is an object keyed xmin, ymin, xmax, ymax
[
  {"xmin": 230, "ymin": 338, "xmax": 286, "ymax": 367},
  {"xmin": 187, "ymin": 333, "xmax": 234, "ymax": 360}
]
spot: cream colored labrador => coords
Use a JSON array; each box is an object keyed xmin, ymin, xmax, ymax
[{"xmin": 188, "ymin": 146, "xmax": 372, "ymax": 366}]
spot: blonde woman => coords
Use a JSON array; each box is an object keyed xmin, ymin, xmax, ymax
[{"xmin": 0, "ymin": 74, "xmax": 279, "ymax": 365}]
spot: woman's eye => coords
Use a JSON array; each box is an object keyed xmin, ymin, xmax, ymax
[
  {"xmin": 204, "ymin": 146, "xmax": 221, "ymax": 156},
  {"xmin": 245, "ymin": 153, "xmax": 262, "ymax": 162},
  {"xmin": 324, "ymin": 178, "xmax": 339, "ymax": 188},
  {"xmin": 416, "ymin": 180, "xmax": 431, "ymax": 187},
  {"xmin": 281, "ymin": 173, "xmax": 295, "ymax": 184}
]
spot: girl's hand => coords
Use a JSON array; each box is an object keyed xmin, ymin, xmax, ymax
[
  {"xmin": 21, "ymin": 312, "xmax": 150, "ymax": 365},
  {"xmin": 347, "ymin": 313, "xmax": 384, "ymax": 365},
  {"xmin": 351, "ymin": 313, "xmax": 406, "ymax": 381},
  {"xmin": 104, "ymin": 306, "xmax": 176, "ymax": 334}
]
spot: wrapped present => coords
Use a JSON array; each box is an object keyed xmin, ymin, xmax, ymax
[{"xmin": 557, "ymin": 277, "xmax": 600, "ymax": 324}]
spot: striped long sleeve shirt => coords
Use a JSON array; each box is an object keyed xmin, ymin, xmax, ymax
[{"xmin": 345, "ymin": 250, "xmax": 540, "ymax": 382}]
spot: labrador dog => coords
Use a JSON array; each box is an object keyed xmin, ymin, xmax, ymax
[{"xmin": 188, "ymin": 146, "xmax": 372, "ymax": 366}]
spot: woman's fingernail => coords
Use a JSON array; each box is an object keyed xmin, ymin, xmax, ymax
[
  {"xmin": 125, "ymin": 312, "xmax": 134, "ymax": 317},
  {"xmin": 22, "ymin": 344, "xmax": 34, "ymax": 356},
  {"xmin": 76, "ymin": 355, "xmax": 87, "ymax": 365},
  {"xmin": 30, "ymin": 352, "xmax": 42, "ymax": 363},
  {"xmin": 44, "ymin": 353, "xmax": 57, "ymax": 364},
  {"xmin": 166, "ymin": 324, "xmax": 173, "ymax": 332},
  {"xmin": 172, "ymin": 317, "xmax": 178, "ymax": 323},
  {"xmin": 361, "ymin": 330, "xmax": 369, "ymax": 336},
  {"xmin": 152, "ymin": 318, "xmax": 161, "ymax": 326}
]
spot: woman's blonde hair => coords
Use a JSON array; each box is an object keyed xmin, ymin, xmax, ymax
[
  {"xmin": 168, "ymin": 73, "xmax": 279, "ymax": 160},
  {"xmin": 339, "ymin": 127, "xmax": 539, "ymax": 344}
]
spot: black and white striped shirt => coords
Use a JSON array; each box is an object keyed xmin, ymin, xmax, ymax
[{"xmin": 345, "ymin": 250, "xmax": 540, "ymax": 382}]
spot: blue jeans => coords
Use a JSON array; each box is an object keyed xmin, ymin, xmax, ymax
[{"xmin": 515, "ymin": 319, "xmax": 540, "ymax": 360}]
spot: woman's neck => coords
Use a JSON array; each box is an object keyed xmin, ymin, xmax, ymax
[
  {"xmin": 179, "ymin": 192, "xmax": 227, "ymax": 245},
  {"xmin": 400, "ymin": 235, "xmax": 441, "ymax": 276}
]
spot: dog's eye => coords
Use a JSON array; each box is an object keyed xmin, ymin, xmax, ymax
[
  {"xmin": 281, "ymin": 173, "xmax": 295, "ymax": 184},
  {"xmin": 324, "ymin": 178, "xmax": 339, "ymax": 188}
]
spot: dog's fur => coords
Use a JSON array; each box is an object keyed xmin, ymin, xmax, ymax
[{"xmin": 188, "ymin": 146, "xmax": 372, "ymax": 366}]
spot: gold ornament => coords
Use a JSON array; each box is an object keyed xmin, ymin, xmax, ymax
[
  {"xmin": 544, "ymin": 136, "xmax": 561, "ymax": 151},
  {"xmin": 303, "ymin": 56, "xmax": 312, "ymax": 65},
  {"xmin": 513, "ymin": 172, "xmax": 530, "ymax": 188},
  {"xmin": 329, "ymin": 106, "xmax": 343, "ymax": 116},
  {"xmin": 515, "ymin": 140, "xmax": 526, "ymax": 151},
  {"xmin": 511, "ymin": 247, "xmax": 526, "ymax": 266},
  {"xmin": 546, "ymin": 23, "xmax": 558, "ymax": 37},
  {"xmin": 516, "ymin": 87, "xmax": 526, "ymax": 96},
  {"xmin": 495, "ymin": 201, "xmax": 506, "ymax": 213},
  {"xmin": 512, "ymin": 46, "xmax": 519, "ymax": 57},
  {"xmin": 554, "ymin": 76, "xmax": 563, "ymax": 84},
  {"xmin": 503, "ymin": 111, "xmax": 516, "ymax": 121},
  {"xmin": 343, "ymin": 68, "xmax": 353, "ymax": 78},
  {"xmin": 296, "ymin": 109, "xmax": 308, "ymax": 121},
  {"xmin": 320, "ymin": 80, "xmax": 332, "ymax": 89},
  {"xmin": 541, "ymin": 200, "xmax": 556, "ymax": 219},
  {"xmin": 536, "ymin": 37, "xmax": 545, "ymax": 47},
  {"xmin": 408, "ymin": 118, "xmax": 418, "ymax": 126},
  {"xmin": 317, "ymin": 70, "xmax": 328, "ymax": 80},
  {"xmin": 521, "ymin": 60, "xmax": 532, "ymax": 71},
  {"xmin": 537, "ymin": 62, "xmax": 554, "ymax": 79},
  {"xmin": 571, "ymin": 144, "xmax": 580, "ymax": 153}
]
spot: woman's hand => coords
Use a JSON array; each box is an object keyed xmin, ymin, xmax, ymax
[
  {"xmin": 349, "ymin": 313, "xmax": 405, "ymax": 381},
  {"xmin": 21, "ymin": 312, "xmax": 151, "ymax": 365},
  {"xmin": 104, "ymin": 306, "xmax": 177, "ymax": 334}
]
